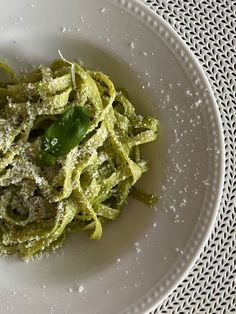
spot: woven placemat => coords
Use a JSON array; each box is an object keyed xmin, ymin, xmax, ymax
[{"xmin": 142, "ymin": 1, "xmax": 236, "ymax": 313}]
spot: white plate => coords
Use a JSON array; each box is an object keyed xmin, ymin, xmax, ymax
[{"xmin": 0, "ymin": 0, "xmax": 224, "ymax": 313}]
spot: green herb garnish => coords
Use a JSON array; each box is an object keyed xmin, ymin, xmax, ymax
[{"xmin": 41, "ymin": 106, "xmax": 89, "ymax": 165}]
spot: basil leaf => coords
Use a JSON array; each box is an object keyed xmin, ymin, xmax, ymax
[
  {"xmin": 41, "ymin": 106, "xmax": 89, "ymax": 165},
  {"xmin": 40, "ymin": 152, "xmax": 57, "ymax": 166}
]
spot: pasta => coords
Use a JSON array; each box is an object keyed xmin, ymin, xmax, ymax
[{"xmin": 0, "ymin": 56, "xmax": 158, "ymax": 259}]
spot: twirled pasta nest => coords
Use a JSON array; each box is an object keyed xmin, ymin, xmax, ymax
[{"xmin": 0, "ymin": 58, "xmax": 158, "ymax": 259}]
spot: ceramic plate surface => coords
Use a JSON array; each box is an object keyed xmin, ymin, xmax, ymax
[{"xmin": 0, "ymin": 0, "xmax": 224, "ymax": 313}]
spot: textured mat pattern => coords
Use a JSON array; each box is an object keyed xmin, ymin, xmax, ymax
[{"xmin": 142, "ymin": 1, "xmax": 236, "ymax": 313}]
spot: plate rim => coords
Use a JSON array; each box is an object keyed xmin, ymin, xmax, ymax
[{"xmin": 111, "ymin": 0, "xmax": 225, "ymax": 313}]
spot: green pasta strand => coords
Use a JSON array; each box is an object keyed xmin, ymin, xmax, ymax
[{"xmin": 0, "ymin": 58, "xmax": 158, "ymax": 260}]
